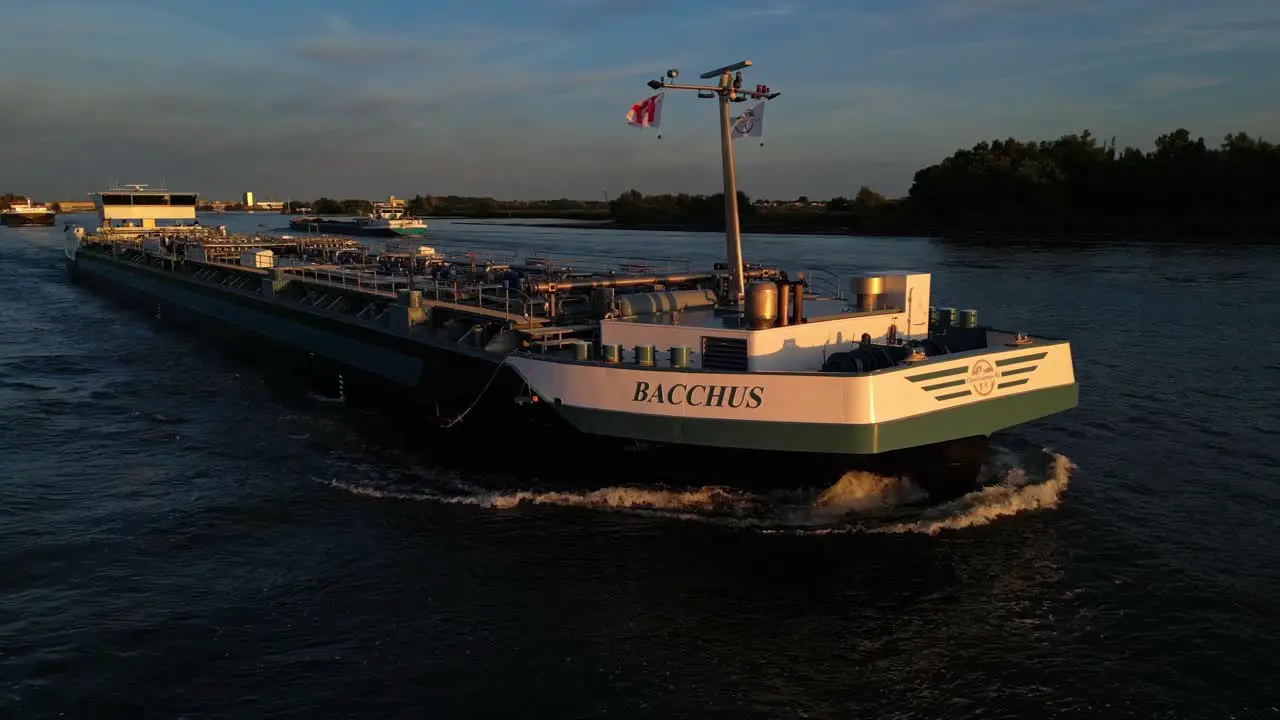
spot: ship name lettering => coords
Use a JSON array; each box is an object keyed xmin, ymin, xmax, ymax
[{"xmin": 631, "ymin": 381, "xmax": 764, "ymax": 409}]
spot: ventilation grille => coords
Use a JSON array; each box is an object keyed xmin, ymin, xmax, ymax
[{"xmin": 701, "ymin": 336, "xmax": 748, "ymax": 371}]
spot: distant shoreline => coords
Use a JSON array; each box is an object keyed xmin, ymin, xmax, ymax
[
  {"xmin": 450, "ymin": 219, "xmax": 1278, "ymax": 243},
  {"xmin": 452, "ymin": 219, "xmax": 854, "ymax": 236},
  {"xmin": 38, "ymin": 209, "xmax": 1273, "ymax": 243}
]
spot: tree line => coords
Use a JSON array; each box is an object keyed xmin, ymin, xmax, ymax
[
  {"xmin": 608, "ymin": 128, "xmax": 1280, "ymax": 237},
  {"xmin": 0, "ymin": 193, "xmax": 33, "ymax": 210},
  {"xmin": 402, "ymin": 195, "xmax": 607, "ymax": 219}
]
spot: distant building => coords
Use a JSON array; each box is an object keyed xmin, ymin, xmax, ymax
[
  {"xmin": 255, "ymin": 201, "xmax": 284, "ymax": 210},
  {"xmin": 53, "ymin": 201, "xmax": 96, "ymax": 213},
  {"xmin": 242, "ymin": 191, "xmax": 254, "ymax": 207}
]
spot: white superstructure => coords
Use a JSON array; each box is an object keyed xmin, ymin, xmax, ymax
[
  {"xmin": 91, "ymin": 184, "xmax": 199, "ymax": 231},
  {"xmin": 360, "ymin": 201, "xmax": 428, "ymax": 232},
  {"xmin": 2, "ymin": 198, "xmax": 55, "ymax": 217}
]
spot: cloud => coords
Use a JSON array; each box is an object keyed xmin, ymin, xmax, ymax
[
  {"xmin": 292, "ymin": 16, "xmax": 433, "ymax": 67},
  {"xmin": 1133, "ymin": 16, "xmax": 1280, "ymax": 55},
  {"xmin": 749, "ymin": 4, "xmax": 800, "ymax": 17},
  {"xmin": 547, "ymin": 0, "xmax": 679, "ymax": 32},
  {"xmin": 1136, "ymin": 73, "xmax": 1230, "ymax": 98},
  {"xmin": 559, "ymin": 0, "xmax": 668, "ymax": 10},
  {"xmin": 289, "ymin": 13, "xmax": 551, "ymax": 74},
  {"xmin": 918, "ymin": 0, "xmax": 1104, "ymax": 23},
  {"xmin": 0, "ymin": 11, "xmax": 670, "ymax": 200},
  {"xmin": 4, "ymin": 0, "xmax": 1279, "ymax": 202}
]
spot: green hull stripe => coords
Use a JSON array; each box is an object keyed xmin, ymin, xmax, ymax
[
  {"xmin": 922, "ymin": 378, "xmax": 966, "ymax": 391},
  {"xmin": 936, "ymin": 390, "xmax": 972, "ymax": 401},
  {"xmin": 552, "ymin": 383, "xmax": 1079, "ymax": 455},
  {"xmin": 906, "ymin": 366, "xmax": 968, "ymax": 382},
  {"xmin": 1000, "ymin": 365, "xmax": 1036, "ymax": 377},
  {"xmin": 995, "ymin": 351, "xmax": 1047, "ymax": 367},
  {"xmin": 997, "ymin": 378, "xmax": 1029, "ymax": 389}
]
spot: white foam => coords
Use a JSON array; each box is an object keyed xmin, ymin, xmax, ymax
[
  {"xmin": 317, "ymin": 447, "xmax": 1075, "ymax": 536},
  {"xmin": 804, "ymin": 451, "xmax": 1075, "ymax": 536}
]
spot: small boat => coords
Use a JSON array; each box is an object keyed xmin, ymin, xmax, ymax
[
  {"xmin": 290, "ymin": 197, "xmax": 428, "ymax": 238},
  {"xmin": 1, "ymin": 197, "xmax": 56, "ymax": 227}
]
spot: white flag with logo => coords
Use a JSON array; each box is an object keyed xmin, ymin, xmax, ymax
[{"xmin": 731, "ymin": 101, "xmax": 765, "ymax": 140}]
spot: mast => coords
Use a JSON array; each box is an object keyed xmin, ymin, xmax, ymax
[{"xmin": 646, "ymin": 60, "xmax": 780, "ymax": 304}]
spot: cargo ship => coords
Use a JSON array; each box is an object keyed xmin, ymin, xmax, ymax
[
  {"xmin": 289, "ymin": 197, "xmax": 427, "ymax": 238},
  {"xmin": 2, "ymin": 197, "xmax": 56, "ymax": 227},
  {"xmin": 63, "ymin": 63, "xmax": 1078, "ymax": 498}
]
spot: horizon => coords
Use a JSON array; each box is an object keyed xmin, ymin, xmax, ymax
[{"xmin": 4, "ymin": 0, "xmax": 1277, "ymax": 202}]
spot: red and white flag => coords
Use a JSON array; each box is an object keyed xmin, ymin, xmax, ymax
[{"xmin": 625, "ymin": 92, "xmax": 664, "ymax": 129}]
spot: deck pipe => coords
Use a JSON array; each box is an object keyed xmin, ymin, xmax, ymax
[
  {"xmin": 527, "ymin": 267, "xmax": 777, "ymax": 295},
  {"xmin": 775, "ymin": 279, "xmax": 790, "ymax": 327},
  {"xmin": 529, "ymin": 272, "xmax": 714, "ymax": 294}
]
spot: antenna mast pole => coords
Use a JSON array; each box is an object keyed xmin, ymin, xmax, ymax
[{"xmin": 646, "ymin": 60, "xmax": 779, "ymax": 305}]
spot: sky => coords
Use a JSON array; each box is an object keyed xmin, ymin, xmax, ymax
[{"xmin": 3, "ymin": 0, "xmax": 1278, "ymax": 201}]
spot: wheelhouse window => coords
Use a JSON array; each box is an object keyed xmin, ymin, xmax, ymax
[{"xmin": 97, "ymin": 193, "xmax": 200, "ymax": 206}]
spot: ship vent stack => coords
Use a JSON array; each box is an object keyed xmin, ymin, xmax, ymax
[
  {"xmin": 791, "ymin": 273, "xmax": 805, "ymax": 324},
  {"xmin": 775, "ymin": 279, "xmax": 790, "ymax": 326},
  {"xmin": 854, "ymin": 275, "xmax": 886, "ymax": 312},
  {"xmin": 745, "ymin": 281, "xmax": 778, "ymax": 329},
  {"xmin": 591, "ymin": 287, "xmax": 616, "ymax": 319}
]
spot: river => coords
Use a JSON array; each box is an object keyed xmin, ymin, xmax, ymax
[{"xmin": 2, "ymin": 214, "xmax": 1277, "ymax": 718}]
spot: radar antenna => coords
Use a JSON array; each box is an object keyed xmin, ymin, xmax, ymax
[{"xmin": 645, "ymin": 61, "xmax": 781, "ymax": 304}]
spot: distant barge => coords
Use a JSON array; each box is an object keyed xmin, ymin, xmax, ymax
[
  {"xmin": 2, "ymin": 198, "xmax": 56, "ymax": 227},
  {"xmin": 64, "ymin": 62, "xmax": 1078, "ymax": 497},
  {"xmin": 290, "ymin": 199, "xmax": 428, "ymax": 238}
]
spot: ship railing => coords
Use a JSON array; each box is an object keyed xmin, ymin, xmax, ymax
[
  {"xmin": 437, "ymin": 276, "xmax": 543, "ymax": 317},
  {"xmin": 427, "ymin": 246, "xmax": 523, "ymax": 268},
  {"xmin": 804, "ymin": 267, "xmax": 845, "ymax": 300},
  {"xmin": 412, "ymin": 243, "xmax": 693, "ymax": 278},
  {"xmin": 515, "ymin": 250, "xmax": 692, "ymax": 277},
  {"xmin": 423, "ymin": 277, "xmax": 542, "ymax": 316},
  {"xmin": 283, "ymin": 264, "xmax": 542, "ymax": 318},
  {"xmin": 287, "ymin": 266, "xmax": 404, "ymax": 296}
]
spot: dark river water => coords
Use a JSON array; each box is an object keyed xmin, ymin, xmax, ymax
[{"xmin": 2, "ymin": 214, "xmax": 1278, "ymax": 718}]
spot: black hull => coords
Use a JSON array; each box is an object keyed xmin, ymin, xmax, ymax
[
  {"xmin": 65, "ymin": 252, "xmax": 987, "ymax": 498},
  {"xmin": 2, "ymin": 212, "xmax": 56, "ymax": 227},
  {"xmin": 64, "ymin": 252, "xmax": 515, "ymax": 416}
]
